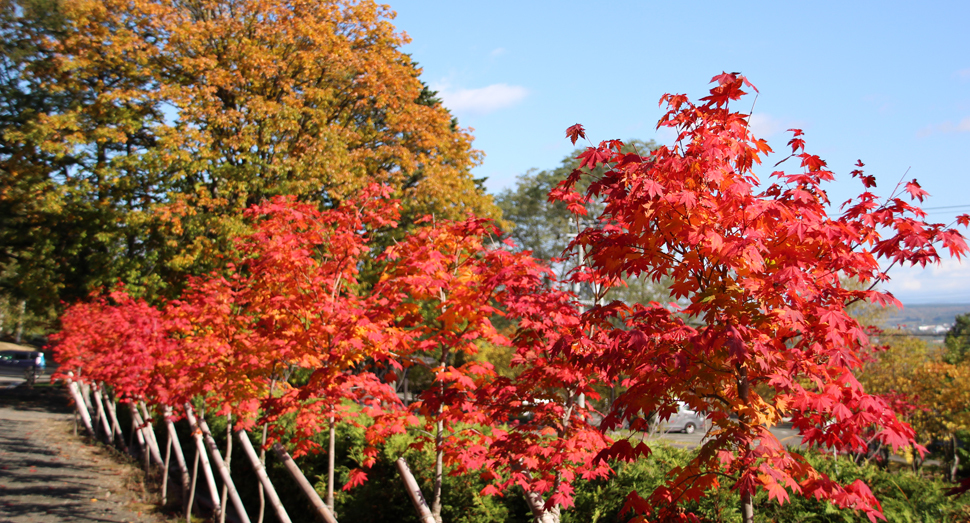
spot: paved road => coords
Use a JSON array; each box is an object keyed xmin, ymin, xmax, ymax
[
  {"xmin": 648, "ymin": 422, "xmax": 803, "ymax": 448},
  {"xmin": 0, "ymin": 386, "xmax": 167, "ymax": 523}
]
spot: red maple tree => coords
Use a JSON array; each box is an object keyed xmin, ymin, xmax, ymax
[
  {"xmin": 373, "ymin": 216, "xmax": 610, "ymax": 523},
  {"xmin": 554, "ymin": 73, "xmax": 969, "ymax": 522},
  {"xmin": 52, "ymin": 288, "xmax": 174, "ymax": 403},
  {"xmin": 164, "ymin": 186, "xmax": 403, "ymax": 450}
]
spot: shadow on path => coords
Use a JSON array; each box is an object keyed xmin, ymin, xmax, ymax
[{"xmin": 0, "ymin": 386, "xmax": 167, "ymax": 523}]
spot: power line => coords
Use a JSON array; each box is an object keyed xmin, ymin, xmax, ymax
[{"xmin": 921, "ymin": 204, "xmax": 970, "ymax": 211}]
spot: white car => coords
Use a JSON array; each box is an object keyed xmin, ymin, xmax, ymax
[{"xmin": 658, "ymin": 401, "xmax": 706, "ymax": 434}]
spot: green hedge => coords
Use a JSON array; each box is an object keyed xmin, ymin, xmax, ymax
[{"xmin": 189, "ymin": 417, "xmax": 970, "ymax": 523}]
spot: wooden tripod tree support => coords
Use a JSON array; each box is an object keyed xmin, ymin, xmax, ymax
[
  {"xmin": 65, "ymin": 372, "xmax": 95, "ymax": 438},
  {"xmin": 91, "ymin": 384, "xmax": 112, "ymax": 443},
  {"xmin": 101, "ymin": 387, "xmax": 128, "ymax": 452},
  {"xmin": 396, "ymin": 457, "xmax": 436, "ymax": 523},
  {"xmin": 271, "ymin": 443, "xmax": 338, "ymax": 523},
  {"xmin": 193, "ymin": 412, "xmax": 252, "ymax": 523},
  {"xmin": 163, "ymin": 405, "xmax": 192, "ymax": 509},
  {"xmin": 131, "ymin": 403, "xmax": 164, "ymax": 468},
  {"xmin": 235, "ymin": 430, "xmax": 292, "ymax": 523},
  {"xmin": 183, "ymin": 404, "xmax": 224, "ymax": 522},
  {"xmin": 139, "ymin": 402, "xmax": 165, "ymax": 466}
]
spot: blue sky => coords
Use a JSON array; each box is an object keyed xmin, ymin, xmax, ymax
[{"xmin": 391, "ymin": 1, "xmax": 970, "ymax": 305}]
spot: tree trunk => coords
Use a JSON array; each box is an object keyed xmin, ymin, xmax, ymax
[
  {"xmin": 187, "ymin": 442, "xmax": 200, "ymax": 523},
  {"xmin": 128, "ymin": 403, "xmax": 138, "ymax": 451},
  {"xmin": 272, "ymin": 443, "xmax": 338, "ymax": 523},
  {"xmin": 130, "ymin": 406, "xmax": 148, "ymax": 469},
  {"xmin": 431, "ymin": 418, "xmax": 444, "ymax": 523},
  {"xmin": 183, "ymin": 404, "xmax": 222, "ymax": 522},
  {"xmin": 327, "ymin": 415, "xmax": 336, "ymax": 516},
  {"xmin": 741, "ymin": 491, "xmax": 754, "ymax": 523},
  {"xmin": 396, "ymin": 457, "xmax": 436, "ymax": 523},
  {"xmin": 402, "ymin": 367, "xmax": 410, "ymax": 407},
  {"xmin": 258, "ymin": 378, "xmax": 277, "ymax": 523},
  {"xmin": 257, "ymin": 423, "xmax": 268, "ymax": 523},
  {"xmin": 162, "ymin": 430, "xmax": 172, "ymax": 505},
  {"xmin": 139, "ymin": 402, "xmax": 165, "ymax": 465},
  {"xmin": 14, "ymin": 299, "xmax": 24, "ymax": 344},
  {"xmin": 952, "ymin": 434, "xmax": 962, "ymax": 483},
  {"xmin": 219, "ymin": 414, "xmax": 233, "ymax": 523},
  {"xmin": 80, "ymin": 382, "xmax": 95, "ymax": 415},
  {"xmin": 236, "ymin": 430, "xmax": 292, "ymax": 523},
  {"xmin": 738, "ymin": 370, "xmax": 755, "ymax": 523},
  {"xmin": 911, "ymin": 443, "xmax": 924, "ymax": 474},
  {"xmin": 194, "ymin": 413, "xmax": 251, "ymax": 523},
  {"xmin": 164, "ymin": 405, "xmax": 192, "ymax": 510},
  {"xmin": 523, "ymin": 489, "xmax": 561, "ymax": 523}
]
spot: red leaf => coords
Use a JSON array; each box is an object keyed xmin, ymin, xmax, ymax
[
  {"xmin": 565, "ymin": 124, "xmax": 586, "ymax": 145},
  {"xmin": 343, "ymin": 469, "xmax": 368, "ymax": 490},
  {"xmin": 904, "ymin": 179, "xmax": 929, "ymax": 202},
  {"xmin": 480, "ymin": 484, "xmax": 503, "ymax": 497}
]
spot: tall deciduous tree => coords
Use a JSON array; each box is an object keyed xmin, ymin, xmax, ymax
[
  {"xmin": 1, "ymin": 0, "xmax": 499, "ymax": 321},
  {"xmin": 557, "ymin": 73, "xmax": 969, "ymax": 522},
  {"xmin": 143, "ymin": 0, "xmax": 496, "ymax": 270},
  {"xmin": 496, "ymin": 141, "xmax": 658, "ymax": 290},
  {"xmin": 945, "ymin": 312, "xmax": 970, "ymax": 364},
  {"xmin": 0, "ymin": 0, "xmax": 170, "ymax": 319}
]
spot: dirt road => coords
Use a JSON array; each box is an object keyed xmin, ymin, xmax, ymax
[{"xmin": 0, "ymin": 385, "xmax": 169, "ymax": 523}]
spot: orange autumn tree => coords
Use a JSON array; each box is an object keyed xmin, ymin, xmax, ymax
[
  {"xmin": 143, "ymin": 0, "xmax": 497, "ymax": 260},
  {"xmin": 2, "ymin": 0, "xmax": 498, "ymax": 314},
  {"xmin": 557, "ymin": 74, "xmax": 969, "ymax": 522}
]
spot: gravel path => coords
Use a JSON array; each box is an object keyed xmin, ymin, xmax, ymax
[{"xmin": 0, "ymin": 385, "xmax": 169, "ymax": 523}]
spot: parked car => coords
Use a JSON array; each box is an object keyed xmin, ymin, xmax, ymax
[
  {"xmin": 658, "ymin": 401, "xmax": 706, "ymax": 434},
  {"xmin": 0, "ymin": 350, "xmax": 45, "ymax": 383}
]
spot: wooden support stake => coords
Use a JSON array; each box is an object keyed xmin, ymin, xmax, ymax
[
  {"xmin": 103, "ymin": 390, "xmax": 128, "ymax": 452},
  {"xmin": 131, "ymin": 403, "xmax": 164, "ymax": 468},
  {"xmin": 163, "ymin": 405, "xmax": 192, "ymax": 506},
  {"xmin": 396, "ymin": 457, "xmax": 436, "ymax": 523},
  {"xmin": 272, "ymin": 443, "xmax": 338, "ymax": 523},
  {"xmin": 92, "ymin": 384, "xmax": 112, "ymax": 442},
  {"xmin": 183, "ymin": 404, "xmax": 223, "ymax": 522},
  {"xmin": 195, "ymin": 413, "xmax": 252, "ymax": 523},
  {"xmin": 162, "ymin": 432, "xmax": 172, "ymax": 505},
  {"xmin": 65, "ymin": 373, "xmax": 95, "ymax": 438},
  {"xmin": 235, "ymin": 430, "xmax": 292, "ymax": 523}
]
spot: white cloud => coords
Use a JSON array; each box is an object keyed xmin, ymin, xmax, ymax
[
  {"xmin": 956, "ymin": 68, "xmax": 970, "ymax": 79},
  {"xmin": 747, "ymin": 113, "xmax": 784, "ymax": 138},
  {"xmin": 435, "ymin": 82, "xmax": 528, "ymax": 116},
  {"xmin": 880, "ymin": 257, "xmax": 970, "ymax": 303},
  {"xmin": 490, "ymin": 47, "xmax": 506, "ymax": 58},
  {"xmin": 746, "ymin": 113, "xmax": 806, "ymax": 140},
  {"xmin": 862, "ymin": 93, "xmax": 893, "ymax": 113},
  {"xmin": 917, "ymin": 116, "xmax": 970, "ymax": 137}
]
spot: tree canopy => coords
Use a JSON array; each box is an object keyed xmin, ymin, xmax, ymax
[
  {"xmin": 0, "ymin": 0, "xmax": 498, "ymax": 325},
  {"xmin": 496, "ymin": 140, "xmax": 670, "ymax": 307},
  {"xmin": 945, "ymin": 312, "xmax": 970, "ymax": 364},
  {"xmin": 557, "ymin": 73, "xmax": 969, "ymax": 522}
]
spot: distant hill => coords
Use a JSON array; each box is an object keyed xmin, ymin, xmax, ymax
[{"xmin": 880, "ymin": 303, "xmax": 970, "ymax": 330}]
